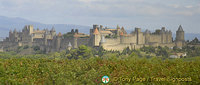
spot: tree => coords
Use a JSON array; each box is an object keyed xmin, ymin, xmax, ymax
[
  {"xmin": 67, "ymin": 45, "xmax": 93, "ymax": 59},
  {"xmin": 63, "ymin": 32, "xmax": 74, "ymax": 38},
  {"xmin": 98, "ymin": 46, "xmax": 105, "ymax": 57},
  {"xmin": 173, "ymin": 46, "xmax": 178, "ymax": 52},
  {"xmin": 189, "ymin": 37, "xmax": 200, "ymax": 45},
  {"xmin": 129, "ymin": 51, "xmax": 138, "ymax": 58},
  {"xmin": 77, "ymin": 45, "xmax": 93, "ymax": 59}
]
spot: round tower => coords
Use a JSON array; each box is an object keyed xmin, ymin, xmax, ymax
[
  {"xmin": 116, "ymin": 25, "xmax": 121, "ymax": 36},
  {"xmin": 92, "ymin": 28, "xmax": 100, "ymax": 46},
  {"xmin": 75, "ymin": 29, "xmax": 79, "ymax": 33},
  {"xmin": 175, "ymin": 25, "xmax": 185, "ymax": 48},
  {"xmin": 161, "ymin": 27, "xmax": 166, "ymax": 44},
  {"xmin": 44, "ymin": 31, "xmax": 48, "ymax": 46},
  {"xmin": 56, "ymin": 32, "xmax": 62, "ymax": 51},
  {"xmin": 144, "ymin": 30, "xmax": 151, "ymax": 44},
  {"xmin": 99, "ymin": 35, "xmax": 106, "ymax": 47},
  {"xmin": 73, "ymin": 33, "xmax": 78, "ymax": 48},
  {"xmin": 176, "ymin": 25, "xmax": 185, "ymax": 41},
  {"xmin": 50, "ymin": 27, "xmax": 56, "ymax": 37},
  {"xmin": 120, "ymin": 32, "xmax": 124, "ymax": 44}
]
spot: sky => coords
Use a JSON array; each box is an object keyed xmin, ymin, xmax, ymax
[{"xmin": 0, "ymin": 0, "xmax": 200, "ymax": 33}]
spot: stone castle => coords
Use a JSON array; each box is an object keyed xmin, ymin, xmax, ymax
[{"xmin": 0, "ymin": 25, "xmax": 185, "ymax": 53}]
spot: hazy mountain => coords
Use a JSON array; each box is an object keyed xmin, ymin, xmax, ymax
[
  {"xmin": 0, "ymin": 16, "xmax": 91, "ymax": 38},
  {"xmin": 177, "ymin": 33, "xmax": 200, "ymax": 41},
  {"xmin": 0, "ymin": 16, "xmax": 199, "ymax": 41}
]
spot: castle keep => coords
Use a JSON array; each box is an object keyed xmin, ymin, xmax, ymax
[{"xmin": 0, "ymin": 25, "xmax": 185, "ymax": 52}]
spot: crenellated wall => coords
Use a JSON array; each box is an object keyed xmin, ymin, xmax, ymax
[
  {"xmin": 148, "ymin": 35, "xmax": 162, "ymax": 43},
  {"xmin": 1, "ymin": 24, "xmax": 185, "ymax": 52},
  {"xmin": 103, "ymin": 43, "xmax": 130, "ymax": 51},
  {"xmin": 77, "ymin": 37, "xmax": 90, "ymax": 46},
  {"xmin": 104, "ymin": 38, "xmax": 120, "ymax": 45},
  {"xmin": 120, "ymin": 35, "xmax": 136, "ymax": 44}
]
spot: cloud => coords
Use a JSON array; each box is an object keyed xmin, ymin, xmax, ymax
[
  {"xmin": 185, "ymin": 5, "xmax": 193, "ymax": 8},
  {"xmin": 169, "ymin": 4, "xmax": 180, "ymax": 8},
  {"xmin": 0, "ymin": 0, "xmax": 198, "ymax": 17},
  {"xmin": 0, "ymin": 0, "xmax": 199, "ymax": 33},
  {"xmin": 175, "ymin": 11, "xmax": 194, "ymax": 16}
]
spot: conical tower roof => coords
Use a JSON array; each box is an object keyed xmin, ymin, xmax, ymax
[
  {"xmin": 93, "ymin": 28, "xmax": 99, "ymax": 34},
  {"xmin": 120, "ymin": 32, "xmax": 124, "ymax": 36},
  {"xmin": 121, "ymin": 26, "xmax": 125, "ymax": 30},
  {"xmin": 178, "ymin": 25, "xmax": 184, "ymax": 31},
  {"xmin": 51, "ymin": 26, "xmax": 55, "ymax": 31},
  {"xmin": 14, "ymin": 28, "xmax": 17, "ymax": 33}
]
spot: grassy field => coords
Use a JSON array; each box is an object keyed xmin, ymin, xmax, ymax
[{"xmin": 0, "ymin": 55, "xmax": 199, "ymax": 85}]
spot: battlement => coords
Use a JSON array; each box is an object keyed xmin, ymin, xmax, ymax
[{"xmin": 1, "ymin": 24, "xmax": 185, "ymax": 52}]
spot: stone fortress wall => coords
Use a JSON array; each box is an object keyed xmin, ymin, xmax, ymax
[
  {"xmin": 92, "ymin": 24, "xmax": 185, "ymax": 51},
  {"xmin": 0, "ymin": 24, "xmax": 185, "ymax": 53}
]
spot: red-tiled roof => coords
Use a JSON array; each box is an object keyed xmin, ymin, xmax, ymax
[
  {"xmin": 93, "ymin": 28, "xmax": 99, "ymax": 34},
  {"xmin": 74, "ymin": 33, "xmax": 79, "ymax": 37},
  {"xmin": 120, "ymin": 32, "xmax": 124, "ymax": 36}
]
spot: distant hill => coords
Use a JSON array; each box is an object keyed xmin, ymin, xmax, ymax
[
  {"xmin": 178, "ymin": 33, "xmax": 200, "ymax": 41},
  {"xmin": 0, "ymin": 16, "xmax": 199, "ymax": 41},
  {"xmin": 0, "ymin": 16, "xmax": 91, "ymax": 38}
]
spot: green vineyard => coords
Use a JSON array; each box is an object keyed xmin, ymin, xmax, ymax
[
  {"xmin": 0, "ymin": 45, "xmax": 200, "ymax": 85},
  {"xmin": 0, "ymin": 56, "xmax": 200, "ymax": 84}
]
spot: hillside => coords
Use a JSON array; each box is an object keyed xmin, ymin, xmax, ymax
[{"xmin": 0, "ymin": 45, "xmax": 200, "ymax": 85}]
